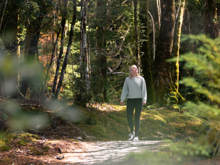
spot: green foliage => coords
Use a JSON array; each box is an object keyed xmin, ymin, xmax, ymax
[
  {"xmin": 180, "ymin": 34, "xmax": 220, "ymax": 157},
  {"xmin": 181, "ymin": 34, "xmax": 220, "ymax": 108}
]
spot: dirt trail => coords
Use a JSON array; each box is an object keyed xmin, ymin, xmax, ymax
[
  {"xmin": 55, "ymin": 140, "xmax": 161, "ymax": 165},
  {"xmin": 0, "ymin": 138, "xmax": 162, "ymax": 165}
]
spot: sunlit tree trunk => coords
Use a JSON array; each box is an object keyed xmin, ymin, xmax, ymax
[
  {"xmin": 52, "ymin": 0, "xmax": 67, "ymax": 96},
  {"xmin": 55, "ymin": 0, "xmax": 76, "ymax": 98},
  {"xmin": 204, "ymin": 0, "xmax": 219, "ymax": 38},
  {"xmin": 173, "ymin": 0, "xmax": 186, "ymax": 103},
  {"xmin": 75, "ymin": 0, "xmax": 91, "ymax": 105},
  {"xmin": 154, "ymin": 0, "xmax": 176, "ymax": 104},
  {"xmin": 44, "ymin": 28, "xmax": 61, "ymax": 90},
  {"xmin": 80, "ymin": 0, "xmax": 90, "ymax": 95},
  {"xmin": 156, "ymin": 0, "xmax": 161, "ymax": 30}
]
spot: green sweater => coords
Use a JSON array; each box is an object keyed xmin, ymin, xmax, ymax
[{"xmin": 120, "ymin": 76, "xmax": 147, "ymax": 102}]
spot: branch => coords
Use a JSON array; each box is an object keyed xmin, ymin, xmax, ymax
[{"xmin": 0, "ymin": 0, "xmax": 8, "ymax": 31}]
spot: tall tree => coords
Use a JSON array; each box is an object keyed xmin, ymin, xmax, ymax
[
  {"xmin": 55, "ymin": 0, "xmax": 77, "ymax": 98},
  {"xmin": 0, "ymin": 0, "xmax": 18, "ymax": 54},
  {"xmin": 93, "ymin": 0, "xmax": 107, "ymax": 102},
  {"xmin": 20, "ymin": 0, "xmax": 51, "ymax": 100},
  {"xmin": 74, "ymin": 0, "xmax": 91, "ymax": 105},
  {"xmin": 139, "ymin": 0, "xmax": 155, "ymax": 103},
  {"xmin": 173, "ymin": 0, "xmax": 186, "ymax": 104},
  {"xmin": 0, "ymin": 0, "xmax": 19, "ymax": 98},
  {"xmin": 133, "ymin": 0, "xmax": 141, "ymax": 67},
  {"xmin": 204, "ymin": 0, "xmax": 219, "ymax": 38},
  {"xmin": 52, "ymin": 0, "xmax": 68, "ymax": 96},
  {"xmin": 154, "ymin": 0, "xmax": 176, "ymax": 104}
]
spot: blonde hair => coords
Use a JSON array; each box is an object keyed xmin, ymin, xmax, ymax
[{"xmin": 129, "ymin": 65, "xmax": 140, "ymax": 77}]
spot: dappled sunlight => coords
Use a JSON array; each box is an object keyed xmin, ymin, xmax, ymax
[
  {"xmin": 88, "ymin": 103, "xmax": 126, "ymax": 112},
  {"xmin": 141, "ymin": 112, "xmax": 167, "ymax": 124},
  {"xmin": 169, "ymin": 122, "xmax": 186, "ymax": 128}
]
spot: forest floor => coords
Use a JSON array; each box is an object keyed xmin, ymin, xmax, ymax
[{"xmin": 0, "ymin": 102, "xmax": 220, "ymax": 165}]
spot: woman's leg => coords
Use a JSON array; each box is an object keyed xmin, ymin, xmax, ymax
[
  {"xmin": 127, "ymin": 99, "xmax": 135, "ymax": 133},
  {"xmin": 134, "ymin": 99, "xmax": 142, "ymax": 137}
]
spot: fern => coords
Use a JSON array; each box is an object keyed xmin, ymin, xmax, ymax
[{"xmin": 181, "ymin": 35, "xmax": 220, "ymax": 157}]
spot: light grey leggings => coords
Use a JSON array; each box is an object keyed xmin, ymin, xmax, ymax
[{"xmin": 126, "ymin": 98, "xmax": 142, "ymax": 137}]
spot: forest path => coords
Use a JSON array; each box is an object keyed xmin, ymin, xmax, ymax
[
  {"xmin": 52, "ymin": 139, "xmax": 162, "ymax": 165},
  {"xmin": 0, "ymin": 137, "xmax": 163, "ymax": 165}
]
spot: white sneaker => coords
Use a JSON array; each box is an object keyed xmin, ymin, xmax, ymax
[
  {"xmin": 128, "ymin": 132, "xmax": 135, "ymax": 141},
  {"xmin": 133, "ymin": 136, "xmax": 139, "ymax": 142}
]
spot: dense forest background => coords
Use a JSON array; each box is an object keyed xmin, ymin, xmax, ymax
[{"xmin": 0, "ymin": 0, "xmax": 220, "ymax": 163}]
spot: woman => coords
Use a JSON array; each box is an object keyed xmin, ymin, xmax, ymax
[{"xmin": 120, "ymin": 65, "xmax": 147, "ymax": 141}]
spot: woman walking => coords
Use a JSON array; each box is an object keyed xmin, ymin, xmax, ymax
[{"xmin": 120, "ymin": 65, "xmax": 147, "ymax": 141}]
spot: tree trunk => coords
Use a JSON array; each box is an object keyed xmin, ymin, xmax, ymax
[
  {"xmin": 156, "ymin": 0, "xmax": 161, "ymax": 30},
  {"xmin": 204, "ymin": 0, "xmax": 219, "ymax": 38},
  {"xmin": 20, "ymin": 0, "xmax": 49, "ymax": 101},
  {"xmin": 0, "ymin": 0, "xmax": 18, "ymax": 98},
  {"xmin": 173, "ymin": 0, "xmax": 186, "ymax": 104},
  {"xmin": 133, "ymin": 0, "xmax": 141, "ymax": 67},
  {"xmin": 0, "ymin": 0, "xmax": 8, "ymax": 32},
  {"xmin": 44, "ymin": 27, "xmax": 61, "ymax": 91},
  {"xmin": 20, "ymin": 14, "xmax": 44, "ymax": 98},
  {"xmin": 93, "ymin": 0, "xmax": 107, "ymax": 102},
  {"xmin": 76, "ymin": 0, "xmax": 91, "ymax": 105},
  {"xmin": 0, "ymin": 0, "xmax": 17, "ymax": 53},
  {"xmin": 154, "ymin": 0, "xmax": 176, "ymax": 104},
  {"xmin": 139, "ymin": 0, "xmax": 155, "ymax": 104},
  {"xmin": 52, "ymin": 0, "xmax": 67, "ymax": 96},
  {"xmin": 55, "ymin": 0, "xmax": 76, "ymax": 98}
]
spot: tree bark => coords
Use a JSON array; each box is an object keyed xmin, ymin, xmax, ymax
[
  {"xmin": 139, "ymin": 0, "xmax": 155, "ymax": 104},
  {"xmin": 154, "ymin": 0, "xmax": 176, "ymax": 104},
  {"xmin": 76, "ymin": 0, "xmax": 91, "ymax": 105},
  {"xmin": 204, "ymin": 0, "xmax": 219, "ymax": 38},
  {"xmin": 93, "ymin": 0, "xmax": 107, "ymax": 102}
]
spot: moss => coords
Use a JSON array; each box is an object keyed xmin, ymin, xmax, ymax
[{"xmin": 0, "ymin": 140, "xmax": 10, "ymax": 151}]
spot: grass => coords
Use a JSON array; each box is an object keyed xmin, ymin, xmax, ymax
[
  {"xmin": 0, "ymin": 132, "xmax": 40, "ymax": 152},
  {"xmin": 76, "ymin": 104, "xmax": 208, "ymax": 141}
]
